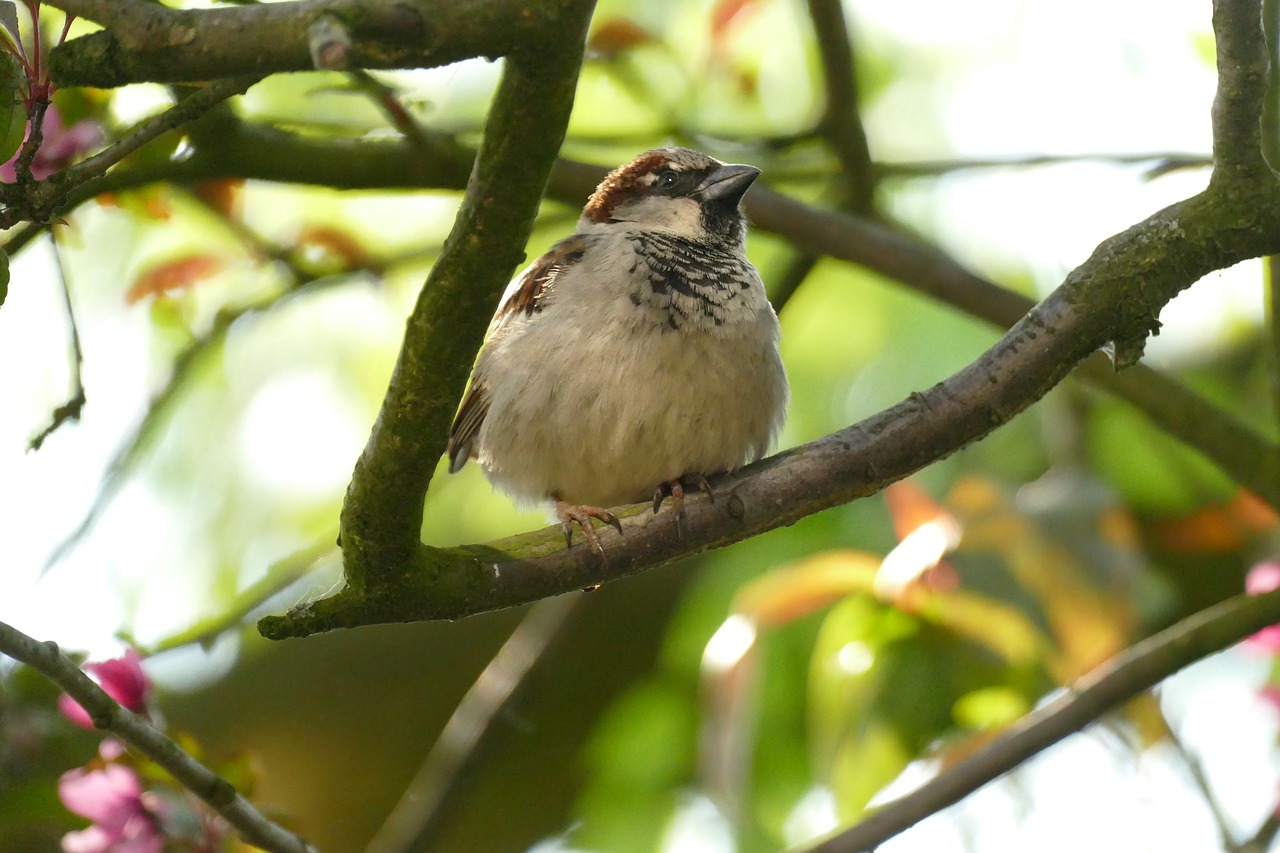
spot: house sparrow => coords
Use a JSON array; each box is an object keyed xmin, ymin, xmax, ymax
[{"xmin": 447, "ymin": 147, "xmax": 789, "ymax": 555}]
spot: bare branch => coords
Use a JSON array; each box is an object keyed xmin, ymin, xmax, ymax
[
  {"xmin": 261, "ymin": 16, "xmax": 1280, "ymax": 632},
  {"xmin": 28, "ymin": 235, "xmax": 85, "ymax": 450},
  {"xmin": 365, "ymin": 596, "xmax": 580, "ymax": 852},
  {"xmin": 799, "ymin": 586, "xmax": 1280, "ymax": 852},
  {"xmin": 23, "ymin": 121, "xmax": 1276, "ymax": 588},
  {"xmin": 0, "ymin": 619, "xmax": 317, "ymax": 853},
  {"xmin": 806, "ymin": 0, "xmax": 874, "ymax": 208}
]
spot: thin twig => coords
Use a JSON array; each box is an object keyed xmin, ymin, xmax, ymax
[
  {"xmin": 799, "ymin": 586, "xmax": 1280, "ymax": 852},
  {"xmin": 1163, "ymin": 718, "xmax": 1241, "ymax": 852},
  {"xmin": 3, "ymin": 75, "xmax": 260, "ymax": 227},
  {"xmin": 771, "ymin": 0, "xmax": 875, "ymax": 311},
  {"xmin": 1262, "ymin": 0, "xmax": 1280, "ymax": 435},
  {"xmin": 364, "ymin": 595, "xmax": 581, "ymax": 853},
  {"xmin": 1241, "ymin": 812, "xmax": 1280, "ymax": 853},
  {"xmin": 878, "ymin": 151, "xmax": 1212, "ymax": 180},
  {"xmin": 1268, "ymin": 258, "xmax": 1280, "ymax": 433},
  {"xmin": 29, "ymin": 232, "xmax": 86, "ymax": 450},
  {"xmin": 345, "ymin": 69, "xmax": 458, "ymax": 160},
  {"xmin": 139, "ymin": 535, "xmax": 336, "ymax": 655},
  {"xmin": 44, "ymin": 269, "xmax": 357, "ymax": 572},
  {"xmin": 0, "ymin": 618, "xmax": 317, "ymax": 853}
]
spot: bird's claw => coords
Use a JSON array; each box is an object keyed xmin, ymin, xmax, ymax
[
  {"xmin": 554, "ymin": 499, "xmax": 622, "ymax": 558},
  {"xmin": 652, "ymin": 473, "xmax": 715, "ymax": 538}
]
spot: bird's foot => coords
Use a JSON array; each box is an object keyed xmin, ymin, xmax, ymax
[
  {"xmin": 554, "ymin": 498, "xmax": 623, "ymax": 557},
  {"xmin": 652, "ymin": 473, "xmax": 716, "ymax": 537}
]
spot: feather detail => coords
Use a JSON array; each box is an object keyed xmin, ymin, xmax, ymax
[
  {"xmin": 446, "ymin": 234, "xmax": 588, "ymax": 473},
  {"xmin": 447, "ymin": 380, "xmax": 490, "ymax": 472},
  {"xmin": 489, "ymin": 233, "xmax": 587, "ymax": 331}
]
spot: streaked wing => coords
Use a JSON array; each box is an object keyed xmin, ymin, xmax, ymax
[
  {"xmin": 446, "ymin": 234, "xmax": 587, "ymax": 473},
  {"xmin": 489, "ymin": 233, "xmax": 586, "ymax": 332}
]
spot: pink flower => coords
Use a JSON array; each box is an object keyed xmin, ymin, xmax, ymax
[
  {"xmin": 1245, "ymin": 562, "xmax": 1280, "ymax": 652},
  {"xmin": 58, "ymin": 758, "xmax": 166, "ymax": 853},
  {"xmin": 59, "ymin": 649, "xmax": 151, "ymax": 730},
  {"xmin": 0, "ymin": 103, "xmax": 101, "ymax": 182}
]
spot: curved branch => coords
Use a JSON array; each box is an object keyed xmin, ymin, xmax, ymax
[
  {"xmin": 0, "ymin": 619, "xmax": 316, "ymax": 853},
  {"xmin": 23, "ymin": 117, "xmax": 1277, "ymax": 593},
  {"xmin": 44, "ymin": 0, "xmax": 550, "ymax": 87},
  {"xmin": 800, "ymin": 585, "xmax": 1280, "ymax": 852},
  {"xmin": 259, "ymin": 182, "xmax": 1280, "ymax": 636},
  {"xmin": 262, "ymin": 0, "xmax": 1280, "ymax": 631}
]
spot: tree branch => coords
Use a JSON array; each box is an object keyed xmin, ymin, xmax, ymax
[
  {"xmin": 43, "ymin": 0, "xmax": 564, "ymax": 87},
  {"xmin": 799, "ymin": 586, "xmax": 1280, "ymax": 852},
  {"xmin": 259, "ymin": 0, "xmax": 1280, "ymax": 637},
  {"xmin": 0, "ymin": 619, "xmax": 316, "ymax": 853},
  {"xmin": 16, "ymin": 113, "xmax": 1275, "ymax": 600},
  {"xmin": 806, "ymin": 0, "xmax": 874, "ymax": 209}
]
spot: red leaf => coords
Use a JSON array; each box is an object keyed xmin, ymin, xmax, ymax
[
  {"xmin": 126, "ymin": 254, "xmax": 224, "ymax": 304},
  {"xmin": 711, "ymin": 0, "xmax": 758, "ymax": 38},
  {"xmin": 192, "ymin": 179, "xmax": 244, "ymax": 218},
  {"xmin": 297, "ymin": 224, "xmax": 374, "ymax": 271},
  {"xmin": 588, "ymin": 18, "xmax": 655, "ymax": 56}
]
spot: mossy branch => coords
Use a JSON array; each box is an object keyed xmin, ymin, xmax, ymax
[
  {"xmin": 44, "ymin": 0, "xmax": 563, "ymax": 86},
  {"xmin": 335, "ymin": 1, "xmax": 597, "ymax": 593}
]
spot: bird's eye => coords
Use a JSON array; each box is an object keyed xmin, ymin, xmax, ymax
[{"xmin": 655, "ymin": 170, "xmax": 679, "ymax": 191}]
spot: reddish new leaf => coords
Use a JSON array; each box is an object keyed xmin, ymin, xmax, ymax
[{"xmin": 125, "ymin": 254, "xmax": 224, "ymax": 304}]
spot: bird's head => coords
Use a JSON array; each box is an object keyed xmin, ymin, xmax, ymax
[{"xmin": 581, "ymin": 147, "xmax": 760, "ymax": 245}]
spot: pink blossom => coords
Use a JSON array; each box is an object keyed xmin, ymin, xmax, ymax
[
  {"xmin": 59, "ymin": 649, "xmax": 151, "ymax": 730},
  {"xmin": 1259, "ymin": 685, "xmax": 1280, "ymax": 715},
  {"xmin": 1247, "ymin": 562, "xmax": 1280, "ymax": 595},
  {"xmin": 1245, "ymin": 562, "xmax": 1280, "ymax": 652},
  {"xmin": 58, "ymin": 760, "xmax": 165, "ymax": 853},
  {"xmin": 0, "ymin": 103, "xmax": 101, "ymax": 182}
]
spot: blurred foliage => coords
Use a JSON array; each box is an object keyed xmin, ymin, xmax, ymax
[{"xmin": 2, "ymin": 0, "xmax": 1279, "ymax": 852}]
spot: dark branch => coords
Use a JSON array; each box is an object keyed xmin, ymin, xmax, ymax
[
  {"xmin": 19, "ymin": 119, "xmax": 1277, "ymax": 586},
  {"xmin": 800, "ymin": 586, "xmax": 1280, "ymax": 852},
  {"xmin": 262, "ymin": 14, "xmax": 1280, "ymax": 632},
  {"xmin": 806, "ymin": 0, "xmax": 874, "ymax": 208},
  {"xmin": 260, "ymin": 174, "xmax": 1280, "ymax": 635},
  {"xmin": 44, "ymin": 0, "xmax": 563, "ymax": 87}
]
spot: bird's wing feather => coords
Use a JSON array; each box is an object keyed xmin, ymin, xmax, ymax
[{"xmin": 446, "ymin": 234, "xmax": 588, "ymax": 473}]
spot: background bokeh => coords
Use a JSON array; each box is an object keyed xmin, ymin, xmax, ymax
[{"xmin": 2, "ymin": 0, "xmax": 1278, "ymax": 851}]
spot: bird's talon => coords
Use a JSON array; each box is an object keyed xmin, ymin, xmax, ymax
[{"xmin": 554, "ymin": 498, "xmax": 621, "ymax": 557}]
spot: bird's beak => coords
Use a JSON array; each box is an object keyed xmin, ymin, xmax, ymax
[{"xmin": 693, "ymin": 164, "xmax": 761, "ymax": 205}]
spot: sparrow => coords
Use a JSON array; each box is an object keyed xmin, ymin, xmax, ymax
[{"xmin": 446, "ymin": 146, "xmax": 789, "ymax": 555}]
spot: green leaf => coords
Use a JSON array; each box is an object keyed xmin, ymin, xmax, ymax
[
  {"xmin": 0, "ymin": 2, "xmax": 19, "ymax": 51},
  {"xmin": 1087, "ymin": 401, "xmax": 1236, "ymax": 514},
  {"xmin": 0, "ymin": 247, "xmax": 7, "ymax": 308},
  {"xmin": 0, "ymin": 49, "xmax": 25, "ymax": 167}
]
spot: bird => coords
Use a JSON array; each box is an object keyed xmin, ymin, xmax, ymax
[{"xmin": 446, "ymin": 146, "xmax": 789, "ymax": 556}]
